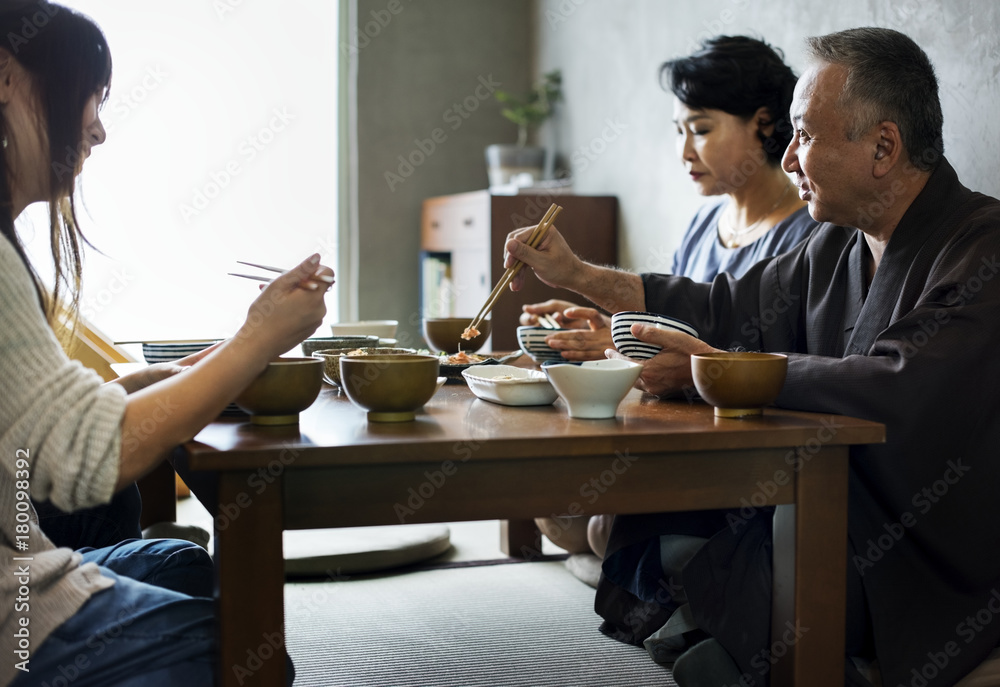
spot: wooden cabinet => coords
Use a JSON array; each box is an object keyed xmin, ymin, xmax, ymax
[{"xmin": 420, "ymin": 190, "xmax": 618, "ymax": 351}]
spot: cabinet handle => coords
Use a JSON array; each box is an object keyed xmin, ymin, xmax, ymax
[
  {"xmin": 431, "ymin": 221, "xmax": 440, "ymax": 229},
  {"xmin": 463, "ymin": 217, "xmax": 474, "ymax": 227}
]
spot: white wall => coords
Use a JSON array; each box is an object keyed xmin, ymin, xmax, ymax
[{"xmin": 532, "ymin": 0, "xmax": 1000, "ymax": 274}]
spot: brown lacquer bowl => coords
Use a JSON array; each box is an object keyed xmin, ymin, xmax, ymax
[
  {"xmin": 234, "ymin": 357, "xmax": 324, "ymax": 425},
  {"xmin": 339, "ymin": 354, "xmax": 442, "ymax": 422},
  {"xmin": 422, "ymin": 317, "xmax": 491, "ymax": 354},
  {"xmin": 691, "ymin": 352, "xmax": 788, "ymax": 418}
]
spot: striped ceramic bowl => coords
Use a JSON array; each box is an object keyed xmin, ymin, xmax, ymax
[
  {"xmin": 141, "ymin": 340, "xmax": 220, "ymax": 364},
  {"xmin": 517, "ymin": 326, "xmax": 565, "ymax": 364},
  {"xmin": 610, "ymin": 312, "xmax": 698, "ymax": 360}
]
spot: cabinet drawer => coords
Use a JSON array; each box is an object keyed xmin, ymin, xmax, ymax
[{"xmin": 422, "ymin": 194, "xmax": 488, "ymax": 251}]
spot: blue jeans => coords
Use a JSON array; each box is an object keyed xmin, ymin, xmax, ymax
[
  {"xmin": 14, "ymin": 540, "xmax": 296, "ymax": 686},
  {"xmin": 12, "ymin": 539, "xmax": 215, "ymax": 686}
]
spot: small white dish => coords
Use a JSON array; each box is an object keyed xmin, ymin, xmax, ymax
[
  {"xmin": 543, "ymin": 359, "xmax": 643, "ymax": 419},
  {"xmin": 461, "ymin": 365, "xmax": 558, "ymax": 406},
  {"xmin": 330, "ymin": 320, "xmax": 399, "ymax": 339},
  {"xmin": 434, "ymin": 376, "xmax": 447, "ymax": 393}
]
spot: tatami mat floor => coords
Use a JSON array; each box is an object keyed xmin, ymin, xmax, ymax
[{"xmin": 176, "ymin": 497, "xmax": 677, "ymax": 686}]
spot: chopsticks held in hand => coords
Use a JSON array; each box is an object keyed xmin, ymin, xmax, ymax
[
  {"xmin": 466, "ymin": 203, "xmax": 563, "ymax": 336},
  {"xmin": 537, "ymin": 313, "xmax": 561, "ymax": 329},
  {"xmin": 228, "ymin": 260, "xmax": 335, "ymax": 291}
]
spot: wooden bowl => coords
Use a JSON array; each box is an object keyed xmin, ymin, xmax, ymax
[
  {"xmin": 422, "ymin": 317, "xmax": 491, "ymax": 354},
  {"xmin": 312, "ymin": 347, "xmax": 416, "ymax": 387},
  {"xmin": 691, "ymin": 352, "xmax": 788, "ymax": 418},
  {"xmin": 339, "ymin": 354, "xmax": 441, "ymax": 422},
  {"xmin": 234, "ymin": 357, "xmax": 324, "ymax": 425}
]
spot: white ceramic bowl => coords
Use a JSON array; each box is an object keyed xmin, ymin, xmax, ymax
[
  {"xmin": 610, "ymin": 311, "xmax": 698, "ymax": 360},
  {"xmin": 543, "ymin": 359, "xmax": 643, "ymax": 419},
  {"xmin": 461, "ymin": 364, "xmax": 558, "ymax": 406},
  {"xmin": 329, "ymin": 320, "xmax": 399, "ymax": 339},
  {"xmin": 517, "ymin": 326, "xmax": 564, "ymax": 364}
]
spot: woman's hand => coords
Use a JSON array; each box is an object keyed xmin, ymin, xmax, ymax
[
  {"xmin": 605, "ymin": 325, "xmax": 719, "ymax": 396},
  {"xmin": 234, "ymin": 254, "xmax": 334, "ymax": 361},
  {"xmin": 520, "ymin": 300, "xmax": 614, "ymax": 361}
]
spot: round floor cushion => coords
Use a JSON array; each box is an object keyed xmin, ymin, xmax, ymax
[{"xmin": 283, "ymin": 524, "xmax": 451, "ymax": 577}]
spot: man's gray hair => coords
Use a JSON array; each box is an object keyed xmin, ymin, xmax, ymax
[{"xmin": 807, "ymin": 27, "xmax": 944, "ymax": 171}]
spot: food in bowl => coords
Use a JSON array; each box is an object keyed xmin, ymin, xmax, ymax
[
  {"xmin": 422, "ymin": 317, "xmax": 492, "ymax": 354},
  {"xmin": 312, "ymin": 347, "xmax": 416, "ymax": 387},
  {"xmin": 461, "ymin": 364, "xmax": 558, "ymax": 406}
]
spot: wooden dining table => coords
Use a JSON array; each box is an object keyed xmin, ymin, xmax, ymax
[{"xmin": 180, "ymin": 370, "xmax": 884, "ymax": 687}]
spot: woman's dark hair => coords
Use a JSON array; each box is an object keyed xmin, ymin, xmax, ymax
[
  {"xmin": 0, "ymin": 0, "xmax": 112, "ymax": 323},
  {"xmin": 660, "ymin": 35, "xmax": 797, "ymax": 165}
]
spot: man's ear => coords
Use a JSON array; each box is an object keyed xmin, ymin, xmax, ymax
[{"xmin": 872, "ymin": 122, "xmax": 903, "ymax": 178}]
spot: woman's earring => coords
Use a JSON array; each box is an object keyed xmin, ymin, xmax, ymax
[{"xmin": 2, "ymin": 136, "xmax": 7, "ymax": 149}]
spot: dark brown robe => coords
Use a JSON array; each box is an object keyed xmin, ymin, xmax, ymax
[{"xmin": 618, "ymin": 159, "xmax": 1000, "ymax": 685}]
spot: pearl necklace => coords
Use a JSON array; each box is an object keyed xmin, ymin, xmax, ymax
[{"xmin": 721, "ymin": 183, "xmax": 792, "ymax": 249}]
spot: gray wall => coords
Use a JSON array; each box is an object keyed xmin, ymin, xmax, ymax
[
  {"xmin": 355, "ymin": 0, "xmax": 531, "ymax": 344},
  {"xmin": 531, "ymin": 0, "xmax": 1000, "ymax": 275}
]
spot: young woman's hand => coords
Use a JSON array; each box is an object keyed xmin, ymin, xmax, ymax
[{"xmin": 234, "ymin": 254, "xmax": 334, "ymax": 361}]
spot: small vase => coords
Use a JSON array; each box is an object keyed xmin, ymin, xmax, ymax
[{"xmin": 484, "ymin": 144, "xmax": 546, "ymax": 188}]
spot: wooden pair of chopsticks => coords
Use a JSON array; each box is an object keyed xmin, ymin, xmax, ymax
[
  {"xmin": 228, "ymin": 260, "xmax": 335, "ymax": 286},
  {"xmin": 466, "ymin": 203, "xmax": 563, "ymax": 336},
  {"xmin": 537, "ymin": 313, "xmax": 561, "ymax": 329}
]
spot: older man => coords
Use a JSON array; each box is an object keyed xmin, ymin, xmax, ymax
[{"xmin": 505, "ymin": 27, "xmax": 1000, "ymax": 687}]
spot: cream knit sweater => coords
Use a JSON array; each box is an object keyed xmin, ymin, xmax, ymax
[{"xmin": 0, "ymin": 235, "xmax": 127, "ymax": 686}]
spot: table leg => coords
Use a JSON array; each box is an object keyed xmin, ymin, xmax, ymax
[
  {"xmin": 215, "ymin": 471, "xmax": 286, "ymax": 687},
  {"xmin": 500, "ymin": 519, "xmax": 542, "ymax": 558},
  {"xmin": 137, "ymin": 459, "xmax": 177, "ymax": 529},
  {"xmin": 771, "ymin": 446, "xmax": 849, "ymax": 687}
]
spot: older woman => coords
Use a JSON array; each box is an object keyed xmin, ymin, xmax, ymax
[{"xmin": 530, "ymin": 36, "xmax": 816, "ymax": 565}]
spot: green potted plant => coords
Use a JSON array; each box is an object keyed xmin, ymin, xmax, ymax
[{"xmin": 485, "ymin": 70, "xmax": 562, "ymax": 188}]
